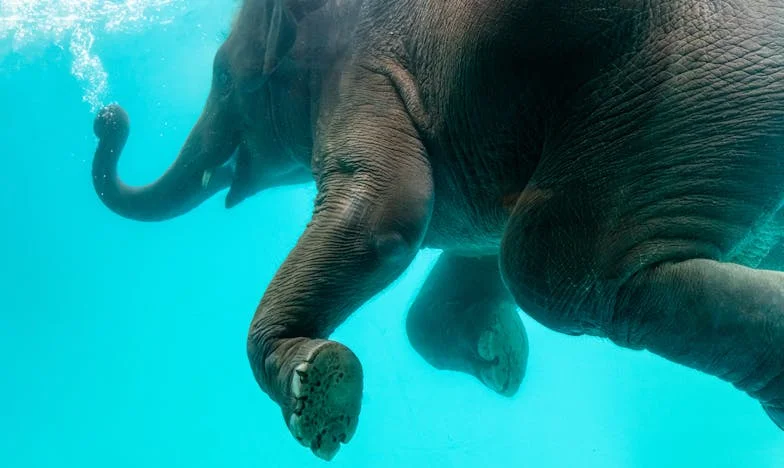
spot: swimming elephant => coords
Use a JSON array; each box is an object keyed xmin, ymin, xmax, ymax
[
  {"xmin": 92, "ymin": 0, "xmax": 784, "ymax": 461},
  {"xmin": 91, "ymin": 0, "xmax": 527, "ymax": 442}
]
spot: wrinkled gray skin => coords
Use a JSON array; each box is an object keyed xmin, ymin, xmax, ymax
[
  {"xmin": 93, "ymin": 0, "xmax": 784, "ymax": 461},
  {"xmin": 92, "ymin": 0, "xmax": 527, "ymax": 445}
]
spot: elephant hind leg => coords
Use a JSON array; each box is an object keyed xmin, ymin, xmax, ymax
[
  {"xmin": 499, "ymin": 183, "xmax": 784, "ymax": 432},
  {"xmin": 612, "ymin": 260, "xmax": 784, "ymax": 426},
  {"xmin": 406, "ymin": 253, "xmax": 528, "ymax": 396}
]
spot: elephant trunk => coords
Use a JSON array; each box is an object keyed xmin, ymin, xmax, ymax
[{"xmin": 91, "ymin": 104, "xmax": 238, "ymax": 222}]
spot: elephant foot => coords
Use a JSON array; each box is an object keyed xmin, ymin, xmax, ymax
[
  {"xmin": 763, "ymin": 404, "xmax": 784, "ymax": 430},
  {"xmin": 475, "ymin": 302, "xmax": 528, "ymax": 397},
  {"xmin": 407, "ymin": 294, "xmax": 528, "ymax": 397},
  {"xmin": 286, "ymin": 340, "xmax": 363, "ymax": 461}
]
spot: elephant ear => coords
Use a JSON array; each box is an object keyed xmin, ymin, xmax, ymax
[
  {"xmin": 257, "ymin": 0, "xmax": 328, "ymax": 77},
  {"xmin": 232, "ymin": 0, "xmax": 326, "ymax": 91},
  {"xmin": 261, "ymin": 1, "xmax": 297, "ymax": 76}
]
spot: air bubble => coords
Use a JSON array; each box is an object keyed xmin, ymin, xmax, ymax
[{"xmin": 0, "ymin": 0, "xmax": 188, "ymax": 112}]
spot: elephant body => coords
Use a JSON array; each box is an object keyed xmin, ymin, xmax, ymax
[{"xmin": 92, "ymin": 0, "xmax": 784, "ymax": 461}]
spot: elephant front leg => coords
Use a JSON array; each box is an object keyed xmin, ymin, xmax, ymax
[
  {"xmin": 246, "ymin": 66, "xmax": 434, "ymax": 461},
  {"xmin": 406, "ymin": 253, "xmax": 528, "ymax": 396}
]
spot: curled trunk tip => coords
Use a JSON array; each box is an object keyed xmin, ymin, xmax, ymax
[
  {"xmin": 90, "ymin": 102, "xmax": 235, "ymax": 222},
  {"xmin": 94, "ymin": 104, "xmax": 130, "ymax": 142}
]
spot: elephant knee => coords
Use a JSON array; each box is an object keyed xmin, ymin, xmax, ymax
[{"xmin": 371, "ymin": 230, "xmax": 419, "ymax": 272}]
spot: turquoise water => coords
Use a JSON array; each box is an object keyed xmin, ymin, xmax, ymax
[{"xmin": 1, "ymin": 1, "xmax": 782, "ymax": 467}]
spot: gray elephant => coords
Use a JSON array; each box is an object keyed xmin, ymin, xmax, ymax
[
  {"xmin": 91, "ymin": 0, "xmax": 527, "ymax": 442},
  {"xmin": 92, "ymin": 0, "xmax": 784, "ymax": 461}
]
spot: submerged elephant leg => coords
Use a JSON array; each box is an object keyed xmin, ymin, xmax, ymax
[
  {"xmin": 500, "ymin": 140, "xmax": 784, "ymax": 433},
  {"xmin": 614, "ymin": 261, "xmax": 784, "ymax": 428},
  {"xmin": 406, "ymin": 253, "xmax": 528, "ymax": 396},
  {"xmin": 246, "ymin": 65, "xmax": 433, "ymax": 460},
  {"xmin": 501, "ymin": 180, "xmax": 784, "ymax": 431},
  {"xmin": 499, "ymin": 11, "xmax": 784, "ymax": 427}
]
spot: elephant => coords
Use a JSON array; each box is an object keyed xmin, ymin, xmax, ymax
[
  {"xmin": 90, "ymin": 0, "xmax": 784, "ymax": 461},
  {"xmin": 91, "ymin": 0, "xmax": 528, "ymax": 448}
]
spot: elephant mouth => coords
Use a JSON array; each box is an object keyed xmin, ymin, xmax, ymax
[
  {"xmin": 200, "ymin": 148, "xmax": 239, "ymax": 191},
  {"xmin": 200, "ymin": 146, "xmax": 259, "ymax": 209}
]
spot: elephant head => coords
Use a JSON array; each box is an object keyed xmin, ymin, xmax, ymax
[{"xmin": 91, "ymin": 0, "xmax": 332, "ymax": 221}]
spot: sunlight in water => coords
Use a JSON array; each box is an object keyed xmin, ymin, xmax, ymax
[{"xmin": 0, "ymin": 0, "xmax": 185, "ymax": 111}]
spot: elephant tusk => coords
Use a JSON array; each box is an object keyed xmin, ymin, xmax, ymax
[{"xmin": 201, "ymin": 169, "xmax": 213, "ymax": 188}]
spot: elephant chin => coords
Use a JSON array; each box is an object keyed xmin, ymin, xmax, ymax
[{"xmin": 92, "ymin": 104, "xmax": 238, "ymax": 222}]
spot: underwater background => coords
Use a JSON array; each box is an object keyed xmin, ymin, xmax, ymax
[{"xmin": 1, "ymin": 1, "xmax": 783, "ymax": 466}]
